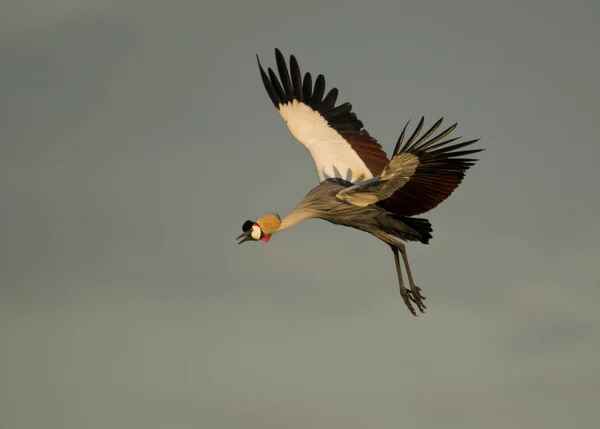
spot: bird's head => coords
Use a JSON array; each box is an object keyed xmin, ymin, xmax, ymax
[{"xmin": 236, "ymin": 213, "xmax": 281, "ymax": 244}]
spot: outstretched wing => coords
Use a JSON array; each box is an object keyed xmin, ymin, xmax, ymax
[
  {"xmin": 336, "ymin": 118, "xmax": 482, "ymax": 216},
  {"xmin": 257, "ymin": 49, "xmax": 389, "ymax": 184}
]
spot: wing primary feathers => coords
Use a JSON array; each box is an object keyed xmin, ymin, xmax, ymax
[
  {"xmin": 322, "ymin": 88, "xmax": 339, "ymax": 110},
  {"xmin": 412, "ymin": 118, "xmax": 443, "ymax": 148},
  {"xmin": 257, "ymin": 55, "xmax": 281, "ymax": 108},
  {"xmin": 458, "ymin": 158, "xmax": 481, "ymax": 164},
  {"xmin": 424, "ymin": 136, "xmax": 461, "ymax": 152},
  {"xmin": 326, "ymin": 102, "xmax": 352, "ymax": 118},
  {"xmin": 393, "ymin": 120, "xmax": 411, "ymax": 156},
  {"xmin": 289, "ymin": 55, "xmax": 303, "ymax": 101},
  {"xmin": 437, "ymin": 149, "xmax": 483, "ymax": 158},
  {"xmin": 267, "ymin": 68, "xmax": 286, "ymax": 103},
  {"xmin": 310, "ymin": 74, "xmax": 326, "ymax": 108},
  {"xmin": 427, "ymin": 140, "xmax": 481, "ymax": 156},
  {"xmin": 403, "ymin": 116, "xmax": 425, "ymax": 152},
  {"xmin": 425, "ymin": 137, "xmax": 482, "ymax": 155},
  {"xmin": 275, "ymin": 48, "xmax": 294, "ymax": 102},
  {"xmin": 416, "ymin": 123, "xmax": 458, "ymax": 151},
  {"xmin": 302, "ymin": 72, "xmax": 313, "ymax": 105}
]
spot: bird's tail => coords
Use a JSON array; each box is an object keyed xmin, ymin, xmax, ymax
[{"xmin": 397, "ymin": 216, "xmax": 432, "ymax": 244}]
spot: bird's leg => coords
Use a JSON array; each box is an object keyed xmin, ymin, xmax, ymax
[
  {"xmin": 396, "ymin": 242, "xmax": 427, "ymax": 313},
  {"xmin": 389, "ymin": 245, "xmax": 417, "ymax": 316}
]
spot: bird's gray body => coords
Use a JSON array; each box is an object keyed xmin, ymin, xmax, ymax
[{"xmin": 290, "ymin": 178, "xmax": 432, "ymax": 245}]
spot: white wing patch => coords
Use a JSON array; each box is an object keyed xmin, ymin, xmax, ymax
[{"xmin": 279, "ymin": 100, "xmax": 372, "ymax": 183}]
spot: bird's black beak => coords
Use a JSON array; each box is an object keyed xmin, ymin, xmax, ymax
[{"xmin": 236, "ymin": 231, "xmax": 253, "ymax": 244}]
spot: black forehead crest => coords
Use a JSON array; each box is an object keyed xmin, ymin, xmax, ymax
[{"xmin": 242, "ymin": 220, "xmax": 254, "ymax": 232}]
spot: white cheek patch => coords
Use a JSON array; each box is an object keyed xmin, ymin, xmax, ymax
[{"xmin": 251, "ymin": 225, "xmax": 262, "ymax": 240}]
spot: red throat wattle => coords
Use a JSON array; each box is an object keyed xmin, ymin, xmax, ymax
[{"xmin": 260, "ymin": 235, "xmax": 271, "ymax": 243}]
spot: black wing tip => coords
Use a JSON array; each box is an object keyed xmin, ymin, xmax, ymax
[
  {"xmin": 275, "ymin": 48, "xmax": 294, "ymax": 102},
  {"xmin": 255, "ymin": 49, "xmax": 378, "ymax": 141},
  {"xmin": 258, "ymin": 48, "xmax": 302, "ymax": 107},
  {"xmin": 393, "ymin": 117, "xmax": 484, "ymax": 170},
  {"xmin": 256, "ymin": 52, "xmax": 282, "ymax": 109},
  {"xmin": 258, "ymin": 49, "xmax": 332, "ymax": 111},
  {"xmin": 404, "ymin": 116, "xmax": 426, "ymax": 151},
  {"xmin": 392, "ymin": 119, "xmax": 411, "ymax": 156},
  {"xmin": 273, "ymin": 48, "xmax": 284, "ymax": 65},
  {"xmin": 396, "ymin": 117, "xmax": 482, "ymax": 151}
]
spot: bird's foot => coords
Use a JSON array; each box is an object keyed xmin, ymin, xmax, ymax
[
  {"xmin": 400, "ymin": 287, "xmax": 418, "ymax": 317},
  {"xmin": 408, "ymin": 284, "xmax": 427, "ymax": 313}
]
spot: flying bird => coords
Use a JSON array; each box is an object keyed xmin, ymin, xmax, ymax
[{"xmin": 237, "ymin": 49, "xmax": 482, "ymax": 316}]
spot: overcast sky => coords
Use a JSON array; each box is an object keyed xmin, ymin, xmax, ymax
[{"xmin": 1, "ymin": 1, "xmax": 600, "ymax": 428}]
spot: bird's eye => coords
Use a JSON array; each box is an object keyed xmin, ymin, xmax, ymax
[{"xmin": 242, "ymin": 220, "xmax": 254, "ymax": 232}]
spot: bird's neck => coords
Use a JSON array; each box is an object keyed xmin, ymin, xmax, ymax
[{"xmin": 278, "ymin": 207, "xmax": 315, "ymax": 232}]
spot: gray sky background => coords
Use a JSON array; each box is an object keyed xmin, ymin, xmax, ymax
[{"xmin": 1, "ymin": 1, "xmax": 600, "ymax": 428}]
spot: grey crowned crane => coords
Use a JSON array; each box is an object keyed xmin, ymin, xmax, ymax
[{"xmin": 237, "ymin": 49, "xmax": 483, "ymax": 316}]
